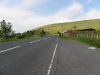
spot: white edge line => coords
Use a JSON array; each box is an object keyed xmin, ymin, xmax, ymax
[
  {"xmin": 0, "ymin": 46, "xmax": 21, "ymax": 53},
  {"xmin": 47, "ymin": 42, "xmax": 59, "ymax": 75}
]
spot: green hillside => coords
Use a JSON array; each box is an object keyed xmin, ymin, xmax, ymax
[{"xmin": 38, "ymin": 19, "xmax": 100, "ymax": 34}]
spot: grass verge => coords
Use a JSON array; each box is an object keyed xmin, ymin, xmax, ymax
[
  {"xmin": 0, "ymin": 35, "xmax": 40, "ymax": 43},
  {"xmin": 61, "ymin": 35, "xmax": 100, "ymax": 48}
]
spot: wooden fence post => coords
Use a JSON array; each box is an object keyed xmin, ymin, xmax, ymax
[
  {"xmin": 77, "ymin": 34, "xmax": 78, "ymax": 38},
  {"xmin": 87, "ymin": 33, "xmax": 89, "ymax": 38},
  {"xmin": 96, "ymin": 34, "xmax": 99, "ymax": 40},
  {"xmin": 91, "ymin": 33, "xmax": 94, "ymax": 39}
]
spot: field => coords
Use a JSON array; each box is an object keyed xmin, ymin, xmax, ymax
[
  {"xmin": 38, "ymin": 19, "xmax": 100, "ymax": 34},
  {"xmin": 38, "ymin": 19, "xmax": 100, "ymax": 48}
]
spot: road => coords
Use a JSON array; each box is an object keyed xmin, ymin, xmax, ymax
[{"xmin": 0, "ymin": 36, "xmax": 100, "ymax": 75}]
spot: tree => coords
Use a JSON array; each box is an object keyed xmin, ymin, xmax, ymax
[
  {"xmin": 0, "ymin": 20, "xmax": 13, "ymax": 38},
  {"xmin": 22, "ymin": 30, "xmax": 34, "ymax": 38},
  {"xmin": 10, "ymin": 31, "xmax": 16, "ymax": 38},
  {"xmin": 26, "ymin": 31, "xmax": 34, "ymax": 37},
  {"xmin": 15, "ymin": 33, "xmax": 22, "ymax": 39},
  {"xmin": 58, "ymin": 32, "xmax": 62, "ymax": 37},
  {"xmin": 40, "ymin": 30, "xmax": 46, "ymax": 37},
  {"xmin": 73, "ymin": 26, "xmax": 77, "ymax": 30},
  {"xmin": 0, "ymin": 29, "xmax": 2, "ymax": 38}
]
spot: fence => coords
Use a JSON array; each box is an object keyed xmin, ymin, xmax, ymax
[{"xmin": 75, "ymin": 32, "xmax": 100, "ymax": 40}]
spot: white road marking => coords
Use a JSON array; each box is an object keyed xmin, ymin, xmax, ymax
[
  {"xmin": 47, "ymin": 42, "xmax": 59, "ymax": 75},
  {"xmin": 88, "ymin": 47, "xmax": 96, "ymax": 50},
  {"xmin": 0, "ymin": 37, "xmax": 51, "ymax": 53},
  {"xmin": 45, "ymin": 37, "xmax": 51, "ymax": 39},
  {"xmin": 43, "ymin": 37, "xmax": 51, "ymax": 40},
  {"xmin": 0, "ymin": 46, "xmax": 21, "ymax": 53},
  {"xmin": 29, "ymin": 37, "xmax": 51, "ymax": 44},
  {"xmin": 29, "ymin": 40, "xmax": 40, "ymax": 43}
]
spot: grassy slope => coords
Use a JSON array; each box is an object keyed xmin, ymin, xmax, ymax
[{"xmin": 39, "ymin": 19, "xmax": 100, "ymax": 34}]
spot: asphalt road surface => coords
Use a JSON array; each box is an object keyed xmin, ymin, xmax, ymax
[{"xmin": 0, "ymin": 36, "xmax": 100, "ymax": 75}]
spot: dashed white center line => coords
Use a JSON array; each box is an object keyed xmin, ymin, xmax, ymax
[
  {"xmin": 0, "ymin": 37, "xmax": 51, "ymax": 53},
  {"xmin": 43, "ymin": 37, "xmax": 51, "ymax": 40},
  {"xmin": 29, "ymin": 37, "xmax": 51, "ymax": 44},
  {"xmin": 29, "ymin": 40, "xmax": 40, "ymax": 44},
  {"xmin": 47, "ymin": 42, "xmax": 59, "ymax": 75},
  {"xmin": 0, "ymin": 46, "xmax": 21, "ymax": 53}
]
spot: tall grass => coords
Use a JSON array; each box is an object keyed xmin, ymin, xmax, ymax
[{"xmin": 61, "ymin": 32, "xmax": 100, "ymax": 48}]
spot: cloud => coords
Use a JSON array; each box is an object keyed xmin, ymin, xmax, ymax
[
  {"xmin": 0, "ymin": 0, "xmax": 51, "ymax": 9},
  {"xmin": 17, "ymin": 0, "xmax": 52, "ymax": 9},
  {"xmin": 0, "ymin": 2, "xmax": 84, "ymax": 32},
  {"xmin": 0, "ymin": 1, "xmax": 100, "ymax": 33},
  {"xmin": 75, "ymin": 8, "xmax": 100, "ymax": 21},
  {"xmin": 50, "ymin": 3, "xmax": 83, "ymax": 22},
  {"xmin": 0, "ymin": 6, "xmax": 44, "ymax": 32},
  {"xmin": 84, "ymin": 9, "xmax": 100, "ymax": 19},
  {"xmin": 21, "ymin": 0, "xmax": 48, "ymax": 6},
  {"xmin": 88, "ymin": 0, "xmax": 93, "ymax": 3}
]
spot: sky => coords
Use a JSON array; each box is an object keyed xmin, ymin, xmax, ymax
[{"xmin": 0, "ymin": 0, "xmax": 100, "ymax": 32}]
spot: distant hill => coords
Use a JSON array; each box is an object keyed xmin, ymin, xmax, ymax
[{"xmin": 38, "ymin": 19, "xmax": 100, "ymax": 34}]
